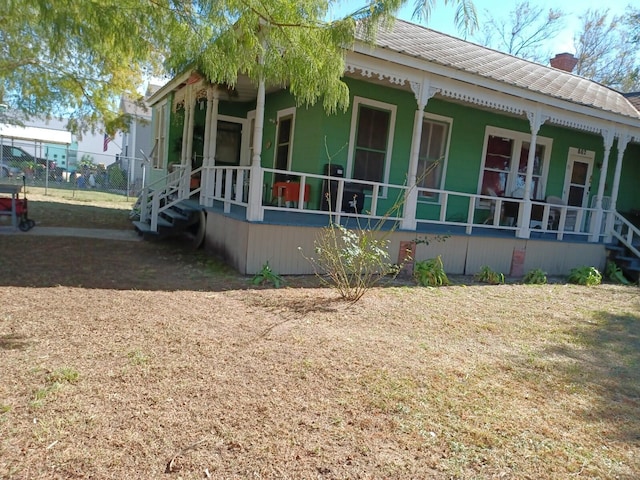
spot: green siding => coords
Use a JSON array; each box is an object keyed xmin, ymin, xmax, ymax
[
  {"xmin": 617, "ymin": 142, "xmax": 640, "ymax": 213},
  {"xmin": 153, "ymin": 78, "xmax": 640, "ymax": 217}
]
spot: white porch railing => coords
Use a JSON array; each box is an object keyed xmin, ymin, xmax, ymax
[
  {"xmin": 192, "ymin": 164, "xmax": 619, "ymax": 243},
  {"xmin": 200, "ymin": 165, "xmax": 252, "ymax": 212},
  {"xmin": 611, "ymin": 212, "xmax": 640, "ymax": 258},
  {"xmin": 138, "ymin": 165, "xmax": 202, "ymax": 232}
]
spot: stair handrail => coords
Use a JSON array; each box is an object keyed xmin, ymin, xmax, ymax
[
  {"xmin": 145, "ymin": 165, "xmax": 202, "ymax": 232},
  {"xmin": 611, "ymin": 211, "xmax": 640, "ymax": 259},
  {"xmin": 138, "ymin": 167, "xmax": 182, "ymax": 223}
]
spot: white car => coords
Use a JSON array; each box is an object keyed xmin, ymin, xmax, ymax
[{"xmin": 0, "ymin": 163, "xmax": 21, "ymax": 178}]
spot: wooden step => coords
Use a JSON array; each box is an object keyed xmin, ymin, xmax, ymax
[{"xmin": 161, "ymin": 208, "xmax": 190, "ymax": 223}]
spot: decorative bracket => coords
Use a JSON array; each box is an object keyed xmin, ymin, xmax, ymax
[{"xmin": 525, "ymin": 107, "xmax": 550, "ymax": 135}]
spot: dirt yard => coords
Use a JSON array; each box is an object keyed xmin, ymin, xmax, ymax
[{"xmin": 0, "ymin": 195, "xmax": 639, "ymax": 479}]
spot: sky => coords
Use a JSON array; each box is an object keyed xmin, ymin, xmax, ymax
[{"xmin": 329, "ymin": 0, "xmax": 632, "ymax": 57}]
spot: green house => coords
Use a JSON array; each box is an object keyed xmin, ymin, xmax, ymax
[{"xmin": 139, "ymin": 19, "xmax": 640, "ymax": 277}]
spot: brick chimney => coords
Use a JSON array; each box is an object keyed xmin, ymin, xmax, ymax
[{"xmin": 550, "ymin": 53, "xmax": 578, "ymax": 73}]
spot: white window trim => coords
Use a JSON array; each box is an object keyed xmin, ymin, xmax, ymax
[
  {"xmin": 346, "ymin": 96, "xmax": 397, "ymax": 190},
  {"xmin": 417, "ymin": 112, "xmax": 453, "ymax": 204},
  {"xmin": 153, "ymin": 100, "xmax": 168, "ymax": 170},
  {"xmin": 272, "ymin": 107, "xmax": 296, "ymax": 171},
  {"xmin": 477, "ymin": 125, "xmax": 552, "ymax": 201}
]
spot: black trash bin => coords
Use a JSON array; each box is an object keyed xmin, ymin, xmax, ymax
[{"xmin": 320, "ymin": 164, "xmax": 344, "ymax": 212}]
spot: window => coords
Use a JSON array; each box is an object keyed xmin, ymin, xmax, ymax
[
  {"xmin": 417, "ymin": 116, "xmax": 451, "ymax": 198},
  {"xmin": 152, "ymin": 101, "xmax": 167, "ymax": 169},
  {"xmin": 479, "ymin": 127, "xmax": 551, "ymax": 200},
  {"xmin": 348, "ymin": 97, "xmax": 396, "ymax": 185},
  {"xmin": 273, "ymin": 108, "xmax": 295, "ymax": 182}
]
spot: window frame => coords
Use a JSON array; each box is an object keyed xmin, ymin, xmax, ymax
[
  {"xmin": 417, "ymin": 113, "xmax": 453, "ymax": 203},
  {"xmin": 347, "ymin": 96, "xmax": 396, "ymax": 190},
  {"xmin": 152, "ymin": 100, "xmax": 167, "ymax": 170},
  {"xmin": 272, "ymin": 107, "xmax": 296, "ymax": 173},
  {"xmin": 477, "ymin": 126, "xmax": 552, "ymax": 202}
]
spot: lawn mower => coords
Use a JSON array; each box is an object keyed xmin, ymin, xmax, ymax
[{"xmin": 0, "ymin": 175, "xmax": 35, "ymax": 231}]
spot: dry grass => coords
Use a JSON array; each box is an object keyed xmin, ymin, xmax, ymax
[{"xmin": 0, "ymin": 196, "xmax": 639, "ymax": 479}]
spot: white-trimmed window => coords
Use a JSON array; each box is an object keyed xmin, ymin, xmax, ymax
[
  {"xmin": 152, "ymin": 100, "xmax": 167, "ymax": 170},
  {"xmin": 273, "ymin": 107, "xmax": 296, "ymax": 181},
  {"xmin": 478, "ymin": 126, "xmax": 552, "ymax": 200},
  {"xmin": 348, "ymin": 97, "xmax": 396, "ymax": 184},
  {"xmin": 417, "ymin": 114, "xmax": 452, "ymax": 199}
]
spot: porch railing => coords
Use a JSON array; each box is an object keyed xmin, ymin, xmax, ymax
[
  {"xmin": 196, "ymin": 165, "xmax": 614, "ymax": 242},
  {"xmin": 611, "ymin": 212, "xmax": 640, "ymax": 258},
  {"xmin": 139, "ymin": 165, "xmax": 202, "ymax": 232},
  {"xmin": 201, "ymin": 165, "xmax": 252, "ymax": 212}
]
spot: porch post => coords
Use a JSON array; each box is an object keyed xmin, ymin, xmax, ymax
[
  {"xmin": 247, "ymin": 76, "xmax": 266, "ymax": 222},
  {"xmin": 200, "ymin": 87, "xmax": 219, "ymax": 207},
  {"xmin": 589, "ymin": 127, "xmax": 614, "ymax": 241},
  {"xmin": 199, "ymin": 86, "xmax": 213, "ymax": 206},
  {"xmin": 605, "ymin": 130, "xmax": 632, "ymax": 240},
  {"xmin": 402, "ymin": 76, "xmax": 436, "ymax": 231},
  {"xmin": 518, "ymin": 107, "xmax": 549, "ymax": 239}
]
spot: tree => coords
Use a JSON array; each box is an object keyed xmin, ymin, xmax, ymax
[
  {"xmin": 573, "ymin": 9, "xmax": 640, "ymax": 92},
  {"xmin": 1, "ymin": 0, "xmax": 477, "ymax": 133},
  {"xmin": 474, "ymin": 0, "xmax": 565, "ymax": 63}
]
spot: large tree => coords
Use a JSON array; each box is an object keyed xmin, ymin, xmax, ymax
[
  {"xmin": 0, "ymin": 0, "xmax": 476, "ymax": 134},
  {"xmin": 573, "ymin": 8, "xmax": 640, "ymax": 92},
  {"xmin": 473, "ymin": 0, "xmax": 565, "ymax": 64}
]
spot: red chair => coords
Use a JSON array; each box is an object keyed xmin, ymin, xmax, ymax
[{"xmin": 273, "ymin": 182, "xmax": 310, "ymax": 208}]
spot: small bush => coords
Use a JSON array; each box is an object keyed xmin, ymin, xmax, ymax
[
  {"xmin": 414, "ymin": 256, "xmax": 450, "ymax": 287},
  {"xmin": 304, "ymin": 223, "xmax": 400, "ymax": 302},
  {"xmin": 605, "ymin": 261, "xmax": 630, "ymax": 285},
  {"xmin": 567, "ymin": 266, "xmax": 602, "ymax": 286},
  {"xmin": 474, "ymin": 266, "xmax": 505, "ymax": 285},
  {"xmin": 523, "ymin": 268, "xmax": 547, "ymax": 285},
  {"xmin": 252, "ymin": 262, "xmax": 284, "ymax": 288}
]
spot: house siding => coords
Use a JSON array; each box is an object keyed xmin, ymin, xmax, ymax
[
  {"xmin": 203, "ymin": 209, "xmax": 606, "ymax": 276},
  {"xmin": 617, "ymin": 142, "xmax": 640, "ymax": 213}
]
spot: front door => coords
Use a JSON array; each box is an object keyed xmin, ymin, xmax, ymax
[{"xmin": 563, "ymin": 148, "xmax": 594, "ymax": 230}]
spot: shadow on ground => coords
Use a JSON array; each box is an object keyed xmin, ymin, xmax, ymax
[{"xmin": 0, "ymin": 235, "xmax": 252, "ymax": 291}]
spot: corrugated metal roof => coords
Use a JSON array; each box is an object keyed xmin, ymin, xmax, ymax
[{"xmin": 362, "ymin": 19, "xmax": 640, "ymax": 120}]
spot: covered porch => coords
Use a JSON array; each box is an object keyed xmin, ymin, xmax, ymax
[{"xmin": 139, "ymin": 47, "xmax": 640, "ymax": 275}]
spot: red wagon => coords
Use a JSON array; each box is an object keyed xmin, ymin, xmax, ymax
[{"xmin": 0, "ymin": 176, "xmax": 35, "ymax": 231}]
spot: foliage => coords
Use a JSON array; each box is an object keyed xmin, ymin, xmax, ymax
[
  {"xmin": 252, "ymin": 261, "xmax": 284, "ymax": 288},
  {"xmin": 474, "ymin": 0, "xmax": 565, "ymax": 62},
  {"xmin": 605, "ymin": 261, "xmax": 630, "ymax": 285},
  {"xmin": 574, "ymin": 9, "xmax": 640, "ymax": 92},
  {"xmin": 414, "ymin": 255, "xmax": 450, "ymax": 287},
  {"xmin": 567, "ymin": 266, "xmax": 602, "ymax": 286},
  {"xmin": 108, "ymin": 167, "xmax": 125, "ymax": 189},
  {"xmin": 79, "ymin": 154, "xmax": 96, "ymax": 168},
  {"xmin": 522, "ymin": 268, "xmax": 547, "ymax": 285},
  {"xmin": 474, "ymin": 265, "xmax": 505, "ymax": 284},
  {"xmin": 305, "ymin": 222, "xmax": 400, "ymax": 302},
  {"xmin": 1, "ymin": 0, "xmax": 477, "ymax": 131}
]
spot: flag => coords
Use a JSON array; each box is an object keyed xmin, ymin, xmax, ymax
[{"xmin": 103, "ymin": 133, "xmax": 111, "ymax": 152}]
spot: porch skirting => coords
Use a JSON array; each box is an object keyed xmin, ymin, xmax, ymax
[{"xmin": 203, "ymin": 209, "xmax": 606, "ymax": 277}]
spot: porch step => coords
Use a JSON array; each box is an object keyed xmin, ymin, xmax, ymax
[
  {"xmin": 161, "ymin": 208, "xmax": 190, "ymax": 223},
  {"xmin": 615, "ymin": 256, "xmax": 640, "ymax": 267},
  {"xmin": 132, "ymin": 200, "xmax": 203, "ymax": 241}
]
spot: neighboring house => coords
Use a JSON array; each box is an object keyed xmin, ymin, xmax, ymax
[
  {"xmin": 138, "ymin": 19, "xmax": 640, "ymax": 277},
  {"xmin": 118, "ymin": 84, "xmax": 160, "ymax": 191}
]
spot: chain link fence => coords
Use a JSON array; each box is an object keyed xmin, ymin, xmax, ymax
[{"xmin": 1, "ymin": 138, "xmax": 149, "ymax": 200}]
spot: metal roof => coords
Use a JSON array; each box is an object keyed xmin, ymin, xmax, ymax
[{"xmin": 364, "ymin": 19, "xmax": 640, "ymax": 120}]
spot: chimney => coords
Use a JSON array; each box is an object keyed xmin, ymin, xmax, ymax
[{"xmin": 550, "ymin": 53, "xmax": 578, "ymax": 73}]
